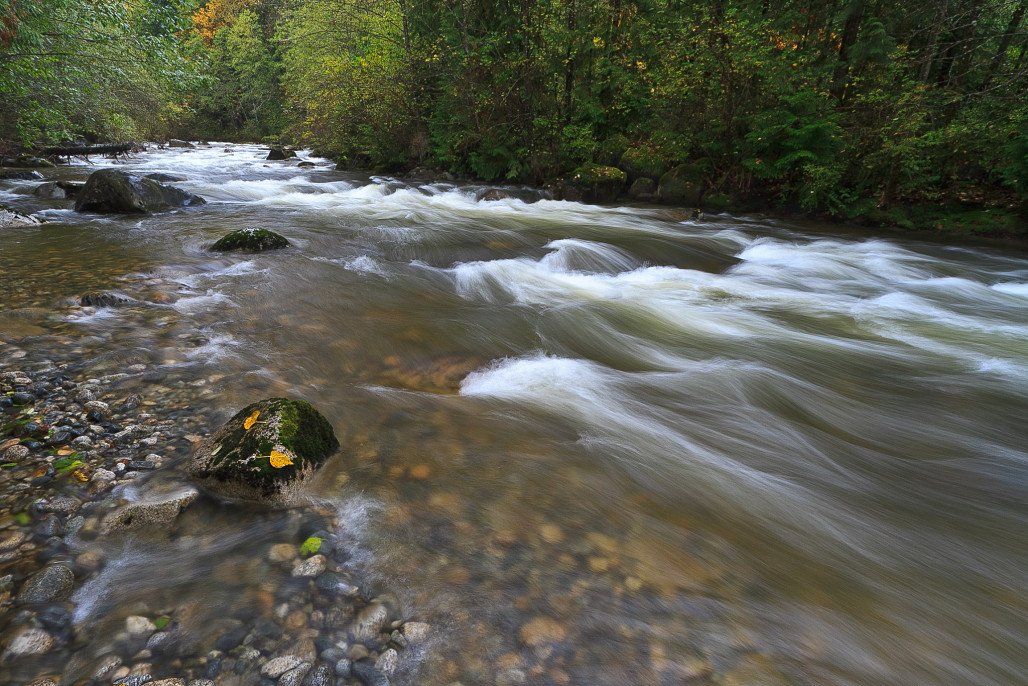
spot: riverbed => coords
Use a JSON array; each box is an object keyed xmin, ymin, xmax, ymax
[{"xmin": 1, "ymin": 144, "xmax": 1026, "ymax": 685}]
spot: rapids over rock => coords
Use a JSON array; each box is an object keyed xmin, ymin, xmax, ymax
[{"xmin": 0, "ymin": 143, "xmax": 1025, "ymax": 686}]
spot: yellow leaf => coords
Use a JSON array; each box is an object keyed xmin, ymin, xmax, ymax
[
  {"xmin": 56, "ymin": 448, "xmax": 74, "ymax": 456},
  {"xmin": 269, "ymin": 449, "xmax": 293, "ymax": 468},
  {"xmin": 243, "ymin": 410, "xmax": 260, "ymax": 430}
]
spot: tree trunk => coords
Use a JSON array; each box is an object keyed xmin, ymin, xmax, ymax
[
  {"xmin": 831, "ymin": 0, "xmax": 865, "ymax": 99},
  {"xmin": 980, "ymin": 0, "xmax": 1026, "ymax": 91}
]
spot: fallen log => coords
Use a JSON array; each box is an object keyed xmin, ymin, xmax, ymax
[{"xmin": 41, "ymin": 142, "xmax": 134, "ymax": 157}]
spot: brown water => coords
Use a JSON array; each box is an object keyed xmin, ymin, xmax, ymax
[{"xmin": 1, "ymin": 144, "xmax": 1026, "ymax": 685}]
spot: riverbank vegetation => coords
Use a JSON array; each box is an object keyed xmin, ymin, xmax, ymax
[{"xmin": 1, "ymin": 0, "xmax": 1025, "ymax": 236}]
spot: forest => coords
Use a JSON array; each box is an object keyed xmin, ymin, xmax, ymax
[{"xmin": 1, "ymin": 0, "xmax": 1026, "ymax": 236}]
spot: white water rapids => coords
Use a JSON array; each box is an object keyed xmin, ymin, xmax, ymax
[{"xmin": 1, "ymin": 143, "xmax": 1025, "ymax": 685}]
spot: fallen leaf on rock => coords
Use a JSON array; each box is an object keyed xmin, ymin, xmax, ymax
[
  {"xmin": 269, "ymin": 449, "xmax": 293, "ymax": 468},
  {"xmin": 243, "ymin": 410, "xmax": 260, "ymax": 430}
]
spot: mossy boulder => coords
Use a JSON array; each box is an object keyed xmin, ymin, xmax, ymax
[
  {"xmin": 657, "ymin": 164, "xmax": 706, "ymax": 206},
  {"xmin": 568, "ymin": 163, "xmax": 627, "ymax": 203},
  {"xmin": 619, "ymin": 145, "xmax": 669, "ymax": 181},
  {"xmin": 628, "ymin": 177, "xmax": 657, "ymax": 200},
  {"xmin": 210, "ymin": 228, "xmax": 290, "ymax": 252},
  {"xmin": 74, "ymin": 169, "xmax": 206, "ymax": 214},
  {"xmin": 189, "ymin": 398, "xmax": 340, "ymax": 503}
]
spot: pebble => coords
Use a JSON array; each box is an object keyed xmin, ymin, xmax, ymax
[
  {"xmin": 17, "ymin": 563, "xmax": 74, "ymax": 603},
  {"xmin": 402, "ymin": 621, "xmax": 430, "ymax": 642},
  {"xmin": 4, "ymin": 627, "xmax": 55, "ymax": 656},
  {"xmin": 280, "ymin": 663, "xmax": 312, "ymax": 686},
  {"xmin": 303, "ymin": 662, "xmax": 334, "ymax": 686},
  {"xmin": 375, "ymin": 648, "xmax": 399, "ymax": 674},
  {"xmin": 2, "ymin": 444, "xmax": 29, "ymax": 461},
  {"xmin": 0, "ymin": 530, "xmax": 26, "ymax": 551},
  {"xmin": 261, "ymin": 654, "xmax": 303, "ymax": 678},
  {"xmin": 149, "ymin": 680, "xmax": 186, "ymax": 686},
  {"xmin": 352, "ymin": 660, "xmax": 390, "ymax": 686},
  {"xmin": 126, "ymin": 615, "xmax": 157, "ymax": 638},
  {"xmin": 269, "ymin": 543, "xmax": 297, "ymax": 563},
  {"xmin": 352, "ymin": 602, "xmax": 389, "ymax": 640},
  {"xmin": 291, "ymin": 553, "xmax": 327, "ymax": 577},
  {"xmin": 519, "ymin": 616, "xmax": 566, "ymax": 646}
]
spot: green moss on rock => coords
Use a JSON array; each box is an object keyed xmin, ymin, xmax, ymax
[
  {"xmin": 210, "ymin": 228, "xmax": 290, "ymax": 252},
  {"xmin": 188, "ymin": 397, "xmax": 340, "ymax": 503},
  {"xmin": 658, "ymin": 164, "xmax": 706, "ymax": 206},
  {"xmin": 569, "ymin": 163, "xmax": 627, "ymax": 203}
]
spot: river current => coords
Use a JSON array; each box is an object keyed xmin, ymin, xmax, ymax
[{"xmin": 1, "ymin": 144, "xmax": 1025, "ymax": 685}]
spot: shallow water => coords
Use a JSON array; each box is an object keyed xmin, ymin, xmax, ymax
[{"xmin": 1, "ymin": 144, "xmax": 1026, "ymax": 685}]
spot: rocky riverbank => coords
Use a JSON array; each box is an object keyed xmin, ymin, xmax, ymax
[{"xmin": 0, "ymin": 350, "xmax": 426, "ymax": 686}]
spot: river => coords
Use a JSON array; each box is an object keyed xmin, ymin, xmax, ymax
[{"xmin": 1, "ymin": 144, "xmax": 1025, "ymax": 685}]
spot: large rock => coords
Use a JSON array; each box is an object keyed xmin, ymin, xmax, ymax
[
  {"xmin": 167, "ymin": 139, "xmax": 195, "ymax": 149},
  {"xmin": 657, "ymin": 164, "xmax": 705, "ymax": 206},
  {"xmin": 567, "ymin": 163, "xmax": 627, "ymax": 203},
  {"xmin": 189, "ymin": 398, "xmax": 340, "ymax": 502},
  {"xmin": 210, "ymin": 228, "xmax": 290, "ymax": 252},
  {"xmin": 80, "ymin": 291, "xmax": 138, "ymax": 307},
  {"xmin": 74, "ymin": 169, "xmax": 205, "ymax": 214},
  {"xmin": 627, "ymin": 177, "xmax": 657, "ymax": 200},
  {"xmin": 267, "ymin": 146, "xmax": 297, "ymax": 160}
]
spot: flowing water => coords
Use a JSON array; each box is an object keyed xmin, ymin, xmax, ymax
[{"xmin": 1, "ymin": 144, "xmax": 1026, "ymax": 685}]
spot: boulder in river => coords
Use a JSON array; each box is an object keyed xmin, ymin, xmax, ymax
[
  {"xmin": 80, "ymin": 290, "xmax": 138, "ymax": 307},
  {"xmin": 657, "ymin": 163, "xmax": 706, "ymax": 206},
  {"xmin": 567, "ymin": 163, "xmax": 627, "ymax": 203},
  {"xmin": 210, "ymin": 228, "xmax": 290, "ymax": 252},
  {"xmin": 476, "ymin": 188, "xmax": 513, "ymax": 202},
  {"xmin": 628, "ymin": 177, "xmax": 657, "ymax": 200},
  {"xmin": 167, "ymin": 139, "xmax": 195, "ymax": 149},
  {"xmin": 267, "ymin": 145, "xmax": 296, "ymax": 160},
  {"xmin": 0, "ymin": 205, "xmax": 44, "ymax": 228},
  {"xmin": 188, "ymin": 398, "xmax": 340, "ymax": 503},
  {"xmin": 74, "ymin": 169, "xmax": 205, "ymax": 214}
]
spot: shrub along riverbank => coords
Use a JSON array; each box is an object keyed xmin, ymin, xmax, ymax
[{"xmin": 1, "ymin": 0, "xmax": 1025, "ymax": 240}]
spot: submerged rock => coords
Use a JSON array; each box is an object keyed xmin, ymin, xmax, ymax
[
  {"xmin": 210, "ymin": 228, "xmax": 290, "ymax": 252},
  {"xmin": 167, "ymin": 139, "xmax": 195, "ymax": 149},
  {"xmin": 80, "ymin": 291, "xmax": 138, "ymax": 308},
  {"xmin": 16, "ymin": 563, "xmax": 74, "ymax": 603},
  {"xmin": 188, "ymin": 397, "xmax": 339, "ymax": 502},
  {"xmin": 3, "ymin": 628, "xmax": 55, "ymax": 657},
  {"xmin": 267, "ymin": 145, "xmax": 296, "ymax": 160},
  {"xmin": 100, "ymin": 485, "xmax": 199, "ymax": 534},
  {"xmin": 74, "ymin": 169, "xmax": 206, "ymax": 214}
]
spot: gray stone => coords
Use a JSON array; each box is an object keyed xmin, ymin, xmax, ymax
[
  {"xmin": 17, "ymin": 563, "xmax": 74, "ymax": 603},
  {"xmin": 100, "ymin": 486, "xmax": 199, "ymax": 534},
  {"xmin": 351, "ymin": 602, "xmax": 389, "ymax": 640},
  {"xmin": 351, "ymin": 660, "xmax": 389, "ymax": 686},
  {"xmin": 291, "ymin": 554, "xmax": 327, "ymax": 578},
  {"xmin": 261, "ymin": 655, "xmax": 303, "ymax": 678}
]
